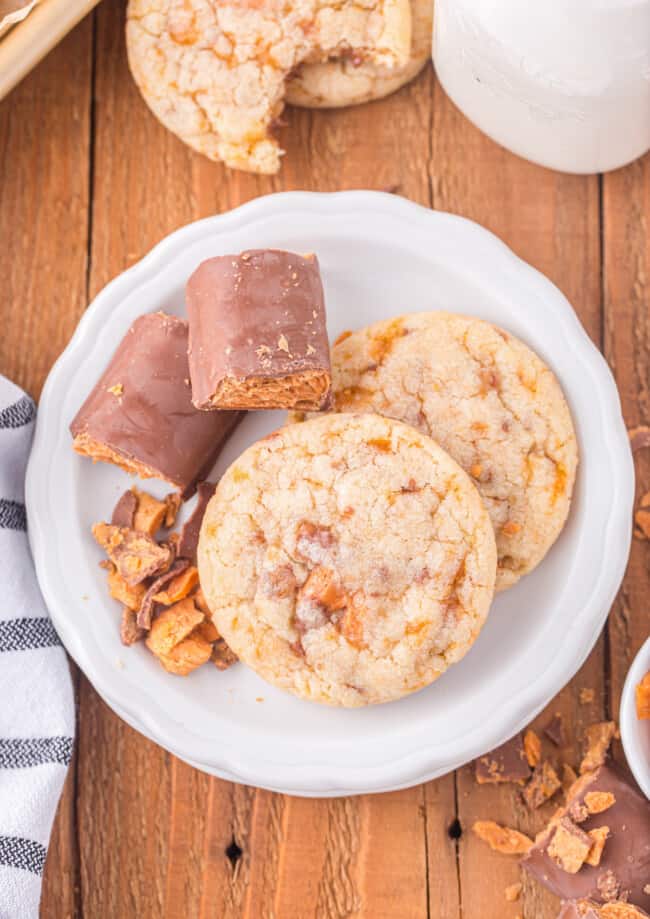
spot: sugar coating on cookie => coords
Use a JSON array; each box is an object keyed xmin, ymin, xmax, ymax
[
  {"xmin": 286, "ymin": 0, "xmax": 432, "ymax": 109},
  {"xmin": 198, "ymin": 413, "xmax": 496, "ymax": 706},
  {"xmin": 126, "ymin": 0, "xmax": 411, "ymax": 174},
  {"xmin": 293, "ymin": 313, "xmax": 578, "ymax": 590}
]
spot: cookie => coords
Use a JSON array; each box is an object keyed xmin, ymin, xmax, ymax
[
  {"xmin": 126, "ymin": 0, "xmax": 411, "ymax": 174},
  {"xmin": 198, "ymin": 413, "xmax": 497, "ymax": 707},
  {"xmin": 292, "ymin": 313, "xmax": 578, "ymax": 590},
  {"xmin": 286, "ymin": 0, "xmax": 432, "ymax": 109}
]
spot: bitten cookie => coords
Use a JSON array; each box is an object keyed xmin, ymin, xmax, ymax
[
  {"xmin": 291, "ymin": 313, "xmax": 578, "ymax": 590},
  {"xmin": 286, "ymin": 0, "xmax": 432, "ymax": 109},
  {"xmin": 126, "ymin": 0, "xmax": 411, "ymax": 174},
  {"xmin": 198, "ymin": 413, "xmax": 497, "ymax": 707}
]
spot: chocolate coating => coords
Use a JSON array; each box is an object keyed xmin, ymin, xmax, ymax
[
  {"xmin": 475, "ymin": 732, "xmax": 531, "ymax": 784},
  {"xmin": 186, "ymin": 250, "xmax": 331, "ymax": 410},
  {"xmin": 522, "ymin": 765, "xmax": 650, "ymax": 910},
  {"xmin": 111, "ymin": 489, "xmax": 137, "ymax": 528},
  {"xmin": 177, "ymin": 481, "xmax": 216, "ymax": 561},
  {"xmin": 70, "ymin": 312, "xmax": 242, "ymax": 497}
]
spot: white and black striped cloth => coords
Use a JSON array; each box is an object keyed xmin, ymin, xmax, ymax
[{"xmin": 0, "ymin": 377, "xmax": 74, "ymax": 918}]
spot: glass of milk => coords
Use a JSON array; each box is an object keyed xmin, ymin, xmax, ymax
[{"xmin": 433, "ymin": 0, "xmax": 650, "ymax": 174}]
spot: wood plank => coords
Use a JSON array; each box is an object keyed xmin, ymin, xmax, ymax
[
  {"xmin": 423, "ymin": 775, "xmax": 461, "ymax": 918},
  {"xmin": 603, "ymin": 154, "xmax": 650, "ymax": 741},
  {"xmin": 0, "ymin": 17, "xmax": 93, "ymax": 919},
  {"xmin": 0, "ymin": 17, "xmax": 93, "ymax": 399},
  {"xmin": 429, "ymin": 83, "xmax": 604, "ymax": 919}
]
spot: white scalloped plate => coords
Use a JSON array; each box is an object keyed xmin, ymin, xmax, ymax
[{"xmin": 26, "ymin": 191, "xmax": 633, "ymax": 797}]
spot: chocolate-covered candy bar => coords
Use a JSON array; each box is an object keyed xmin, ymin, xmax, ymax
[
  {"xmin": 70, "ymin": 312, "xmax": 242, "ymax": 497},
  {"xmin": 521, "ymin": 765, "xmax": 650, "ymax": 910},
  {"xmin": 186, "ymin": 250, "xmax": 331, "ymax": 410}
]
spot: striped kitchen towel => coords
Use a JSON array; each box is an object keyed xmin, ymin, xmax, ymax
[{"xmin": 0, "ymin": 377, "xmax": 74, "ymax": 919}]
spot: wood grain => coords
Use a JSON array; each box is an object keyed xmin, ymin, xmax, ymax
[
  {"xmin": 0, "ymin": 16, "xmax": 93, "ymax": 919},
  {"xmin": 0, "ymin": 3, "xmax": 646, "ymax": 917}
]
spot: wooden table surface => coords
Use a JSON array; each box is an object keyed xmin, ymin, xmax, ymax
[{"xmin": 1, "ymin": 4, "xmax": 648, "ymax": 917}]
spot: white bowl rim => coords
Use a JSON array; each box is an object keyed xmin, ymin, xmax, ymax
[
  {"xmin": 26, "ymin": 190, "xmax": 634, "ymax": 796},
  {"xmin": 620, "ymin": 634, "xmax": 650, "ymax": 799}
]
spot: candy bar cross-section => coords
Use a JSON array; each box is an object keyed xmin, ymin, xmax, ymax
[
  {"xmin": 186, "ymin": 250, "xmax": 331, "ymax": 411},
  {"xmin": 70, "ymin": 312, "xmax": 242, "ymax": 497}
]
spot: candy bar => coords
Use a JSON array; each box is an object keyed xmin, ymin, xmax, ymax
[
  {"xmin": 70, "ymin": 312, "xmax": 242, "ymax": 497},
  {"xmin": 186, "ymin": 250, "xmax": 331, "ymax": 410},
  {"xmin": 522, "ymin": 765, "xmax": 650, "ymax": 910}
]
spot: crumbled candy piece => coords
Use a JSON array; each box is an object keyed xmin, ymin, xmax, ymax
[
  {"xmin": 472, "ymin": 820, "xmax": 533, "ymax": 855},
  {"xmin": 629, "ymin": 425, "xmax": 650, "ymax": 452},
  {"xmin": 146, "ymin": 596, "xmax": 205, "ymax": 658},
  {"xmin": 137, "ymin": 559, "xmax": 191, "ymax": 629},
  {"xmin": 295, "ymin": 520, "xmax": 336, "ymax": 564},
  {"xmin": 545, "ymin": 713, "xmax": 566, "ymax": 747},
  {"xmin": 212, "ymin": 638, "xmax": 238, "ymax": 671},
  {"xmin": 164, "ymin": 492, "xmax": 181, "ymax": 528},
  {"xmin": 585, "ymin": 826, "xmax": 610, "ymax": 867},
  {"xmin": 580, "ymin": 722, "xmax": 618, "ymax": 774},
  {"xmin": 636, "ymin": 671, "xmax": 650, "ymax": 720},
  {"xmin": 584, "ymin": 791, "xmax": 616, "ymax": 815},
  {"xmin": 523, "ymin": 761, "xmax": 562, "ymax": 809},
  {"xmin": 103, "ymin": 561, "xmax": 146, "ymax": 612},
  {"xmin": 505, "ymin": 882, "xmax": 522, "ymax": 902},
  {"xmin": 548, "ymin": 817, "xmax": 593, "ymax": 874},
  {"xmin": 475, "ymin": 733, "xmax": 531, "ymax": 785},
  {"xmin": 557, "ymin": 902, "xmax": 650, "ymax": 919},
  {"xmin": 524, "ymin": 729, "xmax": 542, "ymax": 767},
  {"xmin": 597, "ymin": 870, "xmax": 621, "ymax": 902},
  {"xmin": 548, "ymin": 818, "xmax": 593, "ymax": 873},
  {"xmin": 111, "ymin": 489, "xmax": 138, "ymax": 528},
  {"xmin": 193, "ymin": 587, "xmax": 212, "ymax": 617},
  {"xmin": 92, "ymin": 523, "xmax": 173, "ymax": 586},
  {"xmin": 196, "ymin": 619, "xmax": 219, "ymax": 644},
  {"xmin": 157, "ymin": 633, "xmax": 213, "ymax": 676},
  {"xmin": 600, "ymin": 904, "xmax": 650, "ymax": 919},
  {"xmin": 295, "ymin": 565, "xmax": 347, "ymax": 634},
  {"xmin": 120, "ymin": 606, "xmax": 145, "ymax": 646},
  {"xmin": 634, "ymin": 509, "xmax": 650, "ymax": 539},
  {"xmin": 152, "ymin": 566, "xmax": 199, "ymax": 605},
  {"xmin": 569, "ymin": 800, "xmax": 590, "ymax": 824},
  {"xmin": 132, "ymin": 488, "xmax": 169, "ymax": 536},
  {"xmin": 562, "ymin": 763, "xmax": 579, "ymax": 794}
]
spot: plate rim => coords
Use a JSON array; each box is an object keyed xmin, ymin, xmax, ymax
[{"xmin": 26, "ymin": 190, "xmax": 634, "ymax": 795}]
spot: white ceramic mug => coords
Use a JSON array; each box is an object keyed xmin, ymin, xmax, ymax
[{"xmin": 433, "ymin": 0, "xmax": 650, "ymax": 174}]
